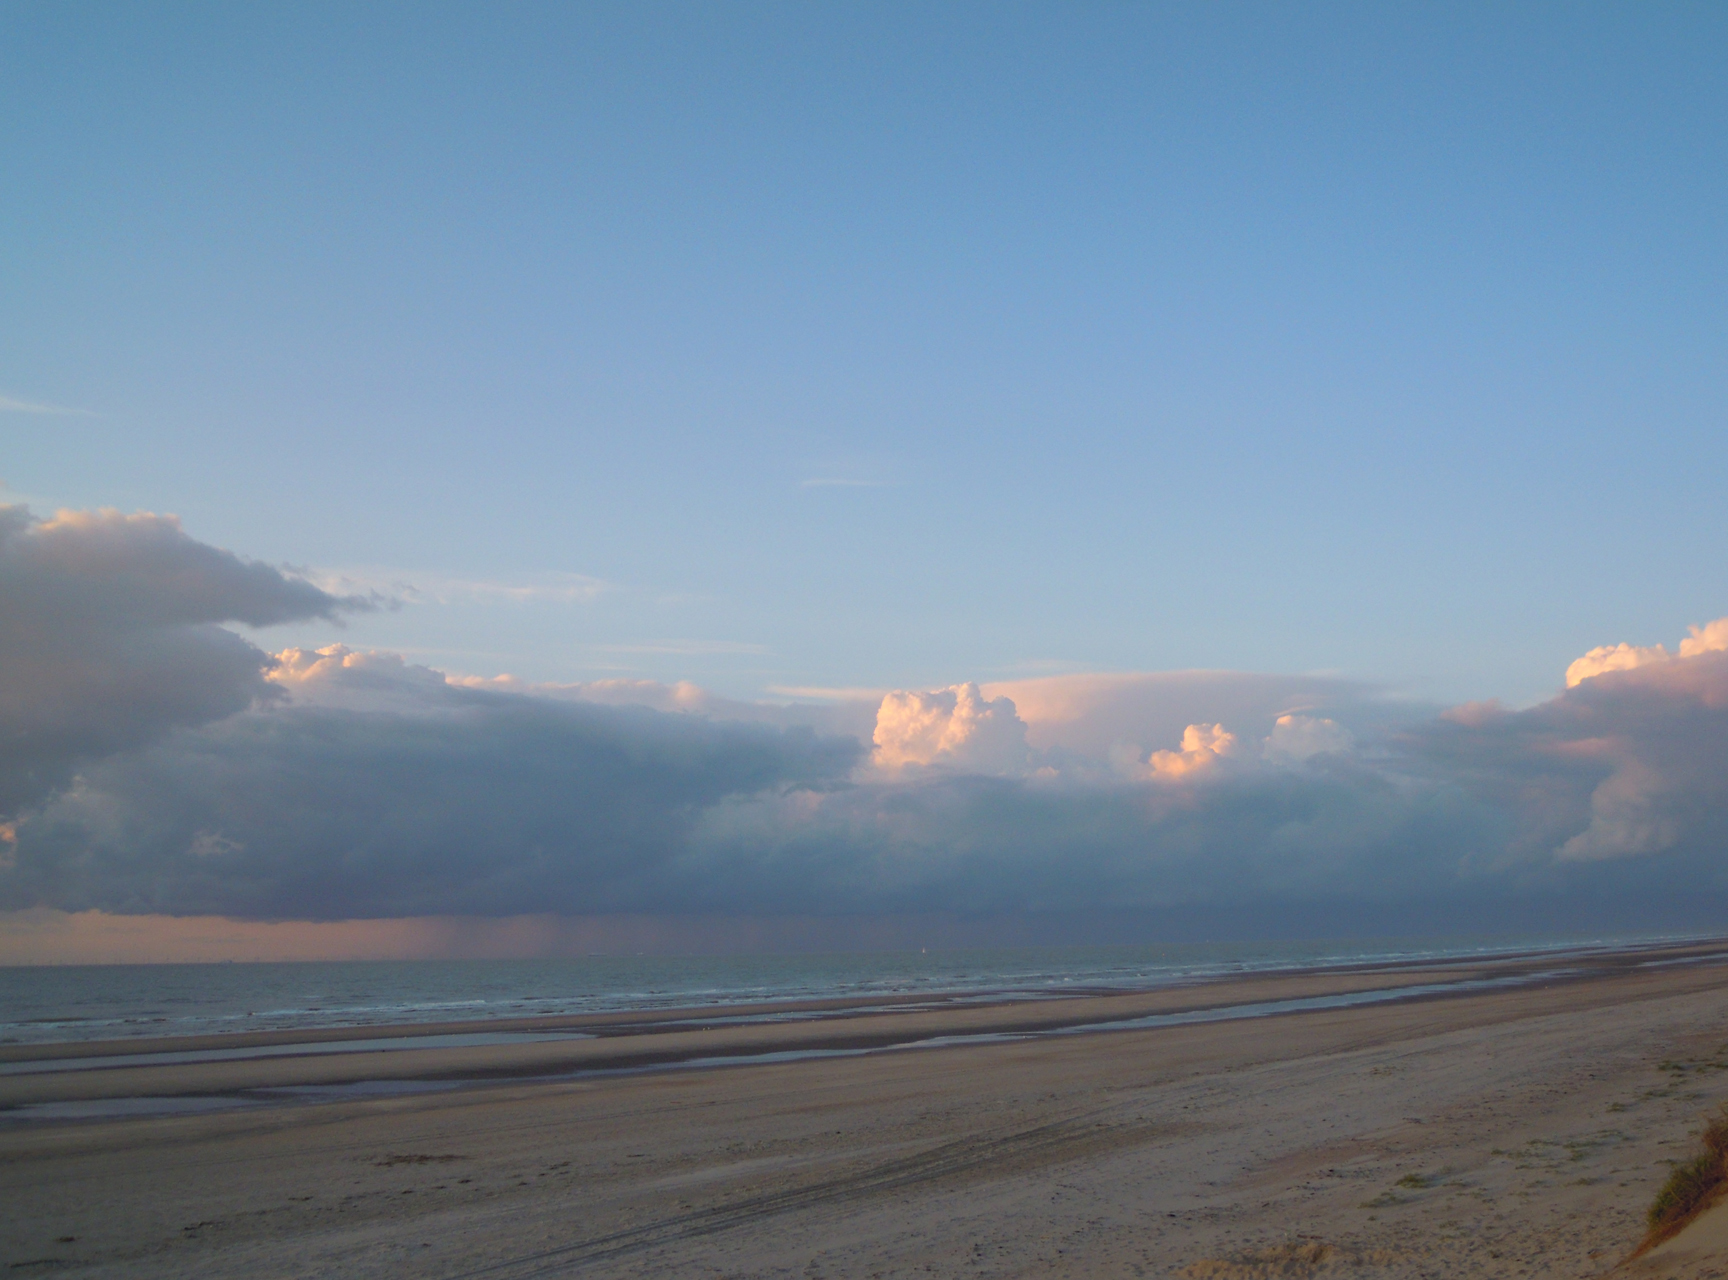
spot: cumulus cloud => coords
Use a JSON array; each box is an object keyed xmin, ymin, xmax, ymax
[
  {"xmin": 1263, "ymin": 714, "xmax": 1354, "ymax": 762},
  {"xmin": 1565, "ymin": 641, "xmax": 1672, "ymax": 686},
  {"xmin": 1564, "ymin": 617, "xmax": 1728, "ymax": 687},
  {"xmin": 1413, "ymin": 627, "xmax": 1728, "ymax": 865},
  {"xmin": 978, "ymin": 670, "xmax": 1403, "ymax": 761},
  {"xmin": 1149, "ymin": 723, "xmax": 1240, "ymax": 777},
  {"xmin": 1679, "ymin": 619, "xmax": 1728, "ymax": 658},
  {"xmin": 1110, "ymin": 723, "xmax": 1242, "ymax": 781},
  {"xmin": 872, "ymin": 684, "xmax": 1031, "ymax": 774},
  {"xmin": 5, "ymin": 506, "xmax": 1728, "ymax": 931},
  {"xmin": 0, "ymin": 506, "xmax": 369, "ymax": 817}
]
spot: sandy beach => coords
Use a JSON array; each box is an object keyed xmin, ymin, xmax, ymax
[{"xmin": 6, "ymin": 941, "xmax": 1728, "ymax": 1277}]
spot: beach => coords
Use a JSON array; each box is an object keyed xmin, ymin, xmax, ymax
[{"xmin": 5, "ymin": 940, "xmax": 1728, "ymax": 1277}]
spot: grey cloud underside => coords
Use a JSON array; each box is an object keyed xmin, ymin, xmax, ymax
[
  {"xmin": 4, "ymin": 691, "xmax": 861, "ymax": 919},
  {"xmin": 1408, "ymin": 655, "xmax": 1728, "ymax": 867},
  {"xmin": 1, "ymin": 705, "xmax": 1458, "ymax": 919},
  {"xmin": 0, "ymin": 506, "xmax": 369, "ymax": 816},
  {"xmin": 7, "ymin": 658, "xmax": 1726, "ymax": 921},
  {"xmin": 5, "ymin": 505, "xmax": 1728, "ymax": 925}
]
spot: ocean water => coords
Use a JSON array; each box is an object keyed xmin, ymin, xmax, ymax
[{"xmin": 0, "ymin": 933, "xmax": 1666, "ymax": 1046}]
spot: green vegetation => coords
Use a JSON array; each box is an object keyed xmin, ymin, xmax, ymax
[{"xmin": 1639, "ymin": 1106, "xmax": 1728, "ymax": 1253}]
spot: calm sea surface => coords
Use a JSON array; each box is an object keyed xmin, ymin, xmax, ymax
[{"xmin": 0, "ymin": 934, "xmax": 1673, "ymax": 1046}]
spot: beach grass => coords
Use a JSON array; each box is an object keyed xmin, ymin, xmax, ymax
[{"xmin": 1636, "ymin": 1104, "xmax": 1728, "ymax": 1253}]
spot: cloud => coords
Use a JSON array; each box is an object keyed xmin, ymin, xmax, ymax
[
  {"xmin": 0, "ymin": 395, "xmax": 92, "ymax": 416},
  {"xmin": 1412, "ymin": 624, "xmax": 1728, "ymax": 865},
  {"xmin": 978, "ymin": 670, "xmax": 1405, "ymax": 761},
  {"xmin": 1137, "ymin": 723, "xmax": 1241, "ymax": 780},
  {"xmin": 1263, "ymin": 714, "xmax": 1354, "ymax": 763},
  {"xmin": 1565, "ymin": 641, "xmax": 1672, "ymax": 686},
  {"xmin": 453, "ymin": 672, "xmax": 715, "ymax": 712},
  {"xmin": 872, "ymin": 684, "xmax": 1031, "ymax": 774},
  {"xmin": 305, "ymin": 567, "xmax": 608, "ymax": 606},
  {"xmin": 0, "ymin": 506, "xmax": 369, "ymax": 817},
  {"xmin": 1564, "ymin": 617, "xmax": 1728, "ymax": 687},
  {"xmin": 679, "ymin": 754, "xmax": 1486, "ymax": 918},
  {"xmin": 1, "ymin": 651, "xmax": 860, "ymax": 919},
  {"xmin": 766, "ymin": 685, "xmax": 891, "ymax": 702},
  {"xmin": 1679, "ymin": 619, "xmax": 1728, "ymax": 658},
  {"xmin": 5, "ymin": 508, "xmax": 1728, "ymax": 933},
  {"xmin": 450, "ymin": 671, "xmax": 881, "ymax": 741},
  {"xmin": 4, "ymin": 629, "xmax": 1726, "ymax": 921}
]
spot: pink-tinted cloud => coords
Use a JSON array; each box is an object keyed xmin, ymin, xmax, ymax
[
  {"xmin": 1418, "ymin": 631, "xmax": 1728, "ymax": 864},
  {"xmin": 979, "ymin": 670, "xmax": 1385, "ymax": 759},
  {"xmin": 871, "ymin": 684, "xmax": 1031, "ymax": 774},
  {"xmin": 7, "ymin": 504, "xmax": 1728, "ymax": 939},
  {"xmin": 1565, "ymin": 615, "xmax": 1728, "ymax": 687},
  {"xmin": 1111, "ymin": 723, "xmax": 1242, "ymax": 781}
]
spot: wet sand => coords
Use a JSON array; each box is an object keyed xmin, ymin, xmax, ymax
[{"xmin": 5, "ymin": 940, "xmax": 1728, "ymax": 1277}]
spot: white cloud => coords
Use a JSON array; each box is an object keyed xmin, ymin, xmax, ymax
[
  {"xmin": 1565, "ymin": 641, "xmax": 1672, "ymax": 687},
  {"xmin": 872, "ymin": 684, "xmax": 1031, "ymax": 774},
  {"xmin": 1263, "ymin": 714, "xmax": 1354, "ymax": 762},
  {"xmin": 0, "ymin": 395, "xmax": 92, "ymax": 416},
  {"xmin": 1564, "ymin": 615, "xmax": 1728, "ymax": 687},
  {"xmin": 978, "ymin": 670, "xmax": 1391, "ymax": 759},
  {"xmin": 1114, "ymin": 723, "xmax": 1242, "ymax": 781},
  {"xmin": 454, "ymin": 673, "xmax": 711, "ymax": 711},
  {"xmin": 9, "ymin": 502, "xmax": 1728, "ymax": 925},
  {"xmin": 307, "ymin": 567, "xmax": 609, "ymax": 606},
  {"xmin": 1678, "ymin": 617, "xmax": 1728, "ymax": 658}
]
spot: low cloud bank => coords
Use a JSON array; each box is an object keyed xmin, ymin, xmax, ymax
[
  {"xmin": 3, "ymin": 507, "xmax": 1728, "ymax": 930},
  {"xmin": 0, "ymin": 505, "xmax": 369, "ymax": 817},
  {"xmin": 6, "ymin": 653, "xmax": 858, "ymax": 918}
]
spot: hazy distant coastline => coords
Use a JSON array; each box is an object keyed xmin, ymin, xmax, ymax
[{"xmin": 0, "ymin": 931, "xmax": 1698, "ymax": 1048}]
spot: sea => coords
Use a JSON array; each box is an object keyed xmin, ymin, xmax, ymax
[{"xmin": 0, "ymin": 933, "xmax": 1685, "ymax": 1047}]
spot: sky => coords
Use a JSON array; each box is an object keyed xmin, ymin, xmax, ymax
[{"xmin": 3, "ymin": 4, "xmax": 1727, "ymax": 959}]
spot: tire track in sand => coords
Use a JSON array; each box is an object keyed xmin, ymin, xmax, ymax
[{"xmin": 442, "ymin": 1109, "xmax": 1174, "ymax": 1277}]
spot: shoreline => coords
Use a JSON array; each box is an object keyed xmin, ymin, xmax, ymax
[
  {"xmin": 3, "ymin": 931, "xmax": 1705, "ymax": 1050},
  {"xmin": 6, "ymin": 932, "xmax": 1714, "ymax": 1056},
  {"xmin": 6, "ymin": 934, "xmax": 1728, "ymax": 1275},
  {"xmin": 5, "ymin": 935, "xmax": 1727, "ymax": 1124}
]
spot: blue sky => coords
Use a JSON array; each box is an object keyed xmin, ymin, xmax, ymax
[{"xmin": 5, "ymin": 2, "xmax": 1726, "ymax": 706}]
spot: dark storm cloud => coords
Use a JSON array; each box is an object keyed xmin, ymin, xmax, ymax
[
  {"xmin": 1406, "ymin": 651, "xmax": 1728, "ymax": 870},
  {"xmin": 6, "ymin": 505, "xmax": 1728, "ymax": 925},
  {"xmin": 3, "ymin": 697, "xmax": 1466, "ymax": 919},
  {"xmin": 1, "ymin": 659, "xmax": 860, "ymax": 918},
  {"xmin": 0, "ymin": 505, "xmax": 370, "ymax": 816},
  {"xmin": 6, "ymin": 638, "xmax": 1728, "ymax": 920}
]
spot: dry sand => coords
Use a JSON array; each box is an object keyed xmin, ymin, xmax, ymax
[{"xmin": 6, "ymin": 943, "xmax": 1728, "ymax": 1278}]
